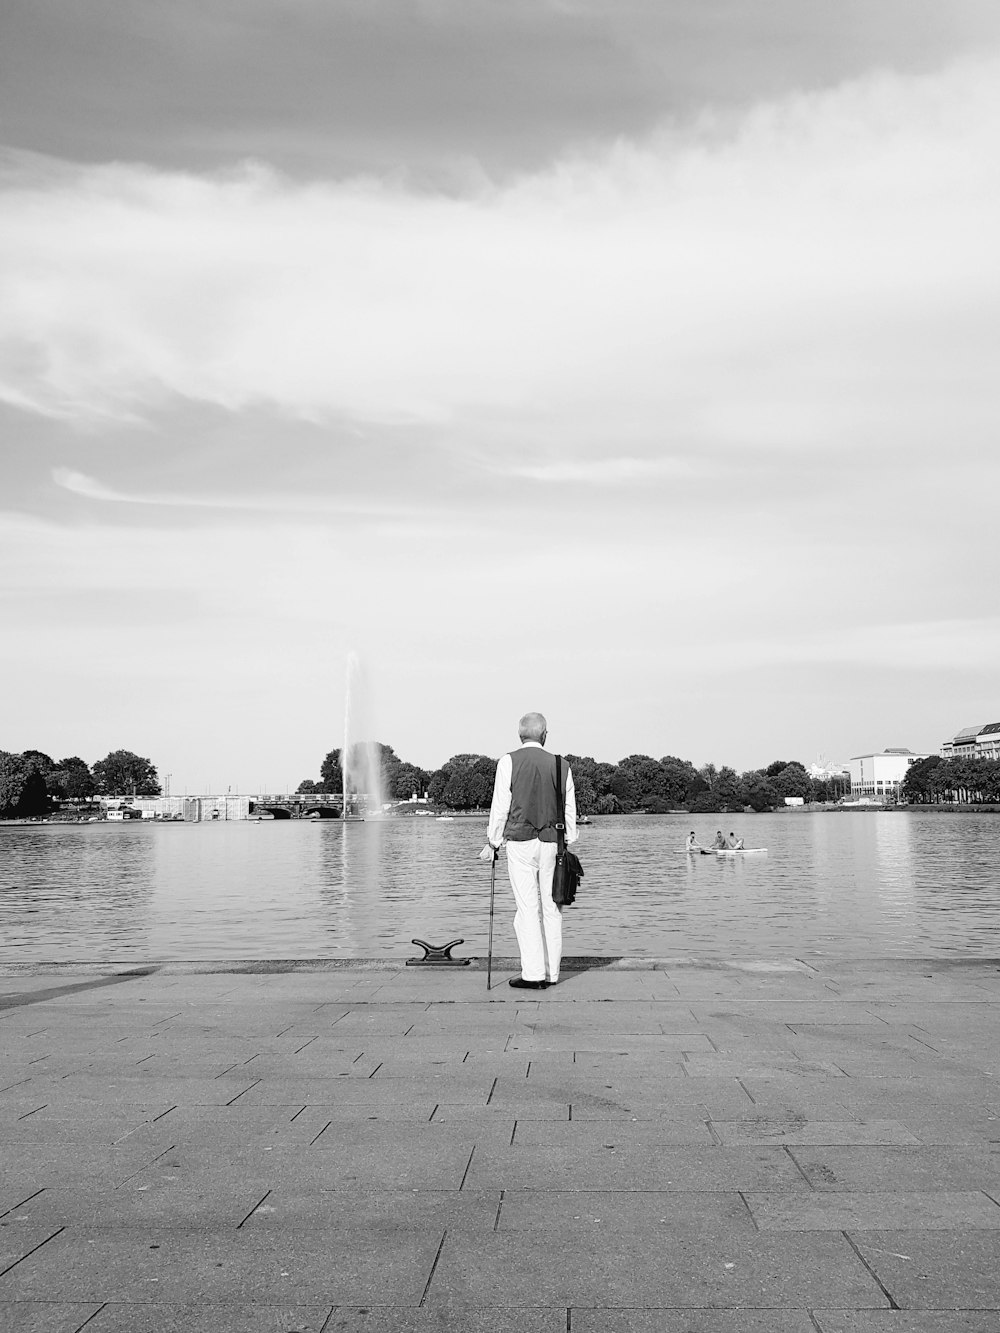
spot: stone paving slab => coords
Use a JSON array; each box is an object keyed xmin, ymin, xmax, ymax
[
  {"xmin": 745, "ymin": 1189, "xmax": 1000, "ymax": 1230},
  {"xmin": 79, "ymin": 1303, "xmax": 333, "ymax": 1333},
  {"xmin": 571, "ymin": 1315, "xmax": 816, "ymax": 1332},
  {"xmin": 495, "ymin": 1188, "xmax": 752, "ymax": 1232},
  {"xmin": 427, "ymin": 1228, "xmax": 886, "ymax": 1307},
  {"xmin": 322, "ymin": 1310, "xmax": 564, "ymax": 1333},
  {"xmin": 847, "ymin": 1229, "xmax": 1000, "ymax": 1308},
  {"xmin": 1, "ymin": 957, "xmax": 998, "ymax": 1325},
  {"xmin": 0, "ymin": 1302, "xmax": 105, "ymax": 1333},
  {"xmin": 0, "ymin": 1226, "xmax": 444, "ymax": 1304},
  {"xmin": 812, "ymin": 1313, "xmax": 1000, "ymax": 1331},
  {"xmin": 464, "ymin": 1143, "xmax": 811, "ymax": 1191},
  {"xmin": 786, "ymin": 1146, "xmax": 1000, "ymax": 1194}
]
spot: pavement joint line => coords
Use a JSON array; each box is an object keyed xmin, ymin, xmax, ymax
[
  {"xmin": 458, "ymin": 1146, "xmax": 475, "ymax": 1190},
  {"xmin": 294, "ymin": 1036, "xmax": 318, "ymax": 1053},
  {"xmin": 115, "ymin": 1145, "xmax": 176, "ymax": 1189},
  {"xmin": 74, "ymin": 1302, "xmax": 107, "ymax": 1332},
  {"xmin": 494, "ymin": 1189, "xmax": 505, "ymax": 1231},
  {"xmin": 486, "ymin": 1077, "xmax": 498, "ymax": 1104},
  {"xmin": 418, "ymin": 1228, "xmax": 448, "ymax": 1307},
  {"xmin": 736, "ymin": 1078, "xmax": 756, "ymax": 1105},
  {"xmin": 0, "ymin": 1187, "xmax": 45, "ymax": 1221},
  {"xmin": 225, "ymin": 1079, "xmax": 261, "ymax": 1106},
  {"xmin": 15, "ymin": 1103, "xmax": 46, "ymax": 1120},
  {"xmin": 151, "ymin": 1104, "xmax": 176, "ymax": 1122},
  {"xmin": 805, "ymin": 1311, "xmax": 823, "ymax": 1332},
  {"xmin": 237, "ymin": 1189, "xmax": 272, "ymax": 1228},
  {"xmin": 367, "ymin": 1063, "xmax": 383, "ymax": 1079},
  {"xmin": 0, "ymin": 1225, "xmax": 65, "ymax": 1279},
  {"xmin": 842, "ymin": 1230, "xmax": 899, "ymax": 1309},
  {"xmin": 784, "ymin": 1146, "xmax": 815, "ymax": 1189},
  {"xmin": 737, "ymin": 1189, "xmax": 758, "ymax": 1231},
  {"xmin": 309, "ymin": 1121, "xmax": 332, "ymax": 1145}
]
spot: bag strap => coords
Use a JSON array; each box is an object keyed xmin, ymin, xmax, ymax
[{"xmin": 555, "ymin": 755, "xmax": 566, "ymax": 856}]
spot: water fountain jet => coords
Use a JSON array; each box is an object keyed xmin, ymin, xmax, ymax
[{"xmin": 342, "ymin": 652, "xmax": 386, "ymax": 820}]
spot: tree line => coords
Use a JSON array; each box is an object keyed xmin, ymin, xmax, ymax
[
  {"xmin": 901, "ymin": 755, "xmax": 1000, "ymax": 805},
  {"xmin": 0, "ymin": 750, "xmax": 161, "ymax": 818},
  {"xmin": 298, "ymin": 746, "xmax": 851, "ymax": 814}
]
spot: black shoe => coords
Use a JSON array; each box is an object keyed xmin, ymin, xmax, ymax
[{"xmin": 509, "ymin": 977, "xmax": 549, "ymax": 990}]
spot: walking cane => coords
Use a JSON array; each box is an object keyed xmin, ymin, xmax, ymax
[{"xmin": 487, "ymin": 846, "xmax": 498, "ymax": 992}]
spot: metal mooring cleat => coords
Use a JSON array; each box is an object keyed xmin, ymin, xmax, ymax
[{"xmin": 406, "ymin": 938, "xmax": 471, "ymax": 966}]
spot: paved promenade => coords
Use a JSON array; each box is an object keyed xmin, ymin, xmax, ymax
[{"xmin": 2, "ymin": 954, "xmax": 999, "ymax": 1331}]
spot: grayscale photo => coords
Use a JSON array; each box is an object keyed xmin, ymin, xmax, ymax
[{"xmin": 2, "ymin": 2, "xmax": 999, "ymax": 1327}]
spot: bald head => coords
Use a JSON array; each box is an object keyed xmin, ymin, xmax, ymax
[{"xmin": 518, "ymin": 712, "xmax": 548, "ymax": 743}]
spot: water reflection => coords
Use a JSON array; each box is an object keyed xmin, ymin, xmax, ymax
[{"xmin": 2, "ymin": 811, "xmax": 998, "ymax": 962}]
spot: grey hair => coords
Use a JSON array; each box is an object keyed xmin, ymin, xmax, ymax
[{"xmin": 518, "ymin": 712, "xmax": 547, "ymax": 742}]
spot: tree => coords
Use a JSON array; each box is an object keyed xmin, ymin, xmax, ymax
[
  {"xmin": 439, "ymin": 754, "xmax": 495, "ymax": 810},
  {"xmin": 319, "ymin": 749, "xmax": 342, "ymax": 794},
  {"xmin": 769, "ymin": 762, "xmax": 813, "ymax": 801},
  {"xmin": 739, "ymin": 772, "xmax": 779, "ymax": 812},
  {"xmin": 660, "ymin": 756, "xmax": 702, "ymax": 807},
  {"xmin": 714, "ymin": 766, "xmax": 743, "ymax": 811},
  {"xmin": 0, "ymin": 752, "xmax": 48, "ymax": 817},
  {"xmin": 48, "ymin": 756, "xmax": 94, "ymax": 801},
  {"xmin": 901, "ymin": 755, "xmax": 942, "ymax": 804},
  {"xmin": 92, "ymin": 750, "xmax": 161, "ymax": 796},
  {"xmin": 391, "ymin": 762, "xmax": 430, "ymax": 800},
  {"xmin": 21, "ymin": 750, "xmax": 54, "ymax": 775},
  {"xmin": 296, "ymin": 779, "xmax": 321, "ymax": 794}
]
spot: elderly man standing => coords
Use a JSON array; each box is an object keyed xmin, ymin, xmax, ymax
[{"xmin": 484, "ymin": 712, "xmax": 577, "ymax": 990}]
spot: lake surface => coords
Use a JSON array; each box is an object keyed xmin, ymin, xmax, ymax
[{"xmin": 1, "ymin": 811, "xmax": 998, "ymax": 963}]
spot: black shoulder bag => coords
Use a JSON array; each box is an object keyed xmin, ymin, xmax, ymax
[{"xmin": 552, "ymin": 754, "xmax": 584, "ymax": 907}]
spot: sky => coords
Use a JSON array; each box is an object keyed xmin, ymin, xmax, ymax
[{"xmin": 2, "ymin": 1, "xmax": 999, "ymax": 792}]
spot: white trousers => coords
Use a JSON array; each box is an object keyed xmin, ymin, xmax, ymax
[{"xmin": 505, "ymin": 838, "xmax": 562, "ymax": 982}]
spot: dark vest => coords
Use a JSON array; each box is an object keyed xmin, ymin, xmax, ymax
[{"xmin": 503, "ymin": 746, "xmax": 565, "ymax": 843}]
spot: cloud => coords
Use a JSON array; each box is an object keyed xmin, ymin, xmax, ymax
[
  {"xmin": 1, "ymin": 54, "xmax": 997, "ymax": 459},
  {"xmin": 50, "ymin": 467, "xmax": 417, "ymax": 517},
  {"xmin": 501, "ymin": 456, "xmax": 712, "ymax": 483}
]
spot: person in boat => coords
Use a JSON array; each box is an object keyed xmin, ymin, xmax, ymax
[
  {"xmin": 483, "ymin": 711, "xmax": 577, "ymax": 990},
  {"xmin": 685, "ymin": 831, "xmax": 701, "ymax": 853},
  {"xmin": 727, "ymin": 832, "xmax": 745, "ymax": 850},
  {"xmin": 712, "ymin": 830, "xmax": 728, "ymax": 850}
]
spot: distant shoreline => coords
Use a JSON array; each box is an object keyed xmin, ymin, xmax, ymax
[{"xmin": 4, "ymin": 802, "xmax": 1000, "ymax": 828}]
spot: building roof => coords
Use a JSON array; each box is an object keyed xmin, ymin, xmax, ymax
[
  {"xmin": 980, "ymin": 721, "xmax": 1000, "ymax": 736},
  {"xmin": 848, "ymin": 748, "xmax": 921, "ymax": 760},
  {"xmin": 953, "ymin": 725, "xmax": 984, "ymax": 741}
]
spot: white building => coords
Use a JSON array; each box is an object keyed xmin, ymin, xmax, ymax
[
  {"xmin": 846, "ymin": 748, "xmax": 931, "ymax": 799},
  {"xmin": 940, "ymin": 722, "xmax": 1000, "ymax": 761}
]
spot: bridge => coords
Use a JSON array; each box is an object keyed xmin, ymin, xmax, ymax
[{"xmin": 250, "ymin": 793, "xmax": 346, "ymax": 819}]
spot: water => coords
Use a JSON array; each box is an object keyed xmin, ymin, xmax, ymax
[{"xmin": 1, "ymin": 811, "xmax": 998, "ymax": 963}]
